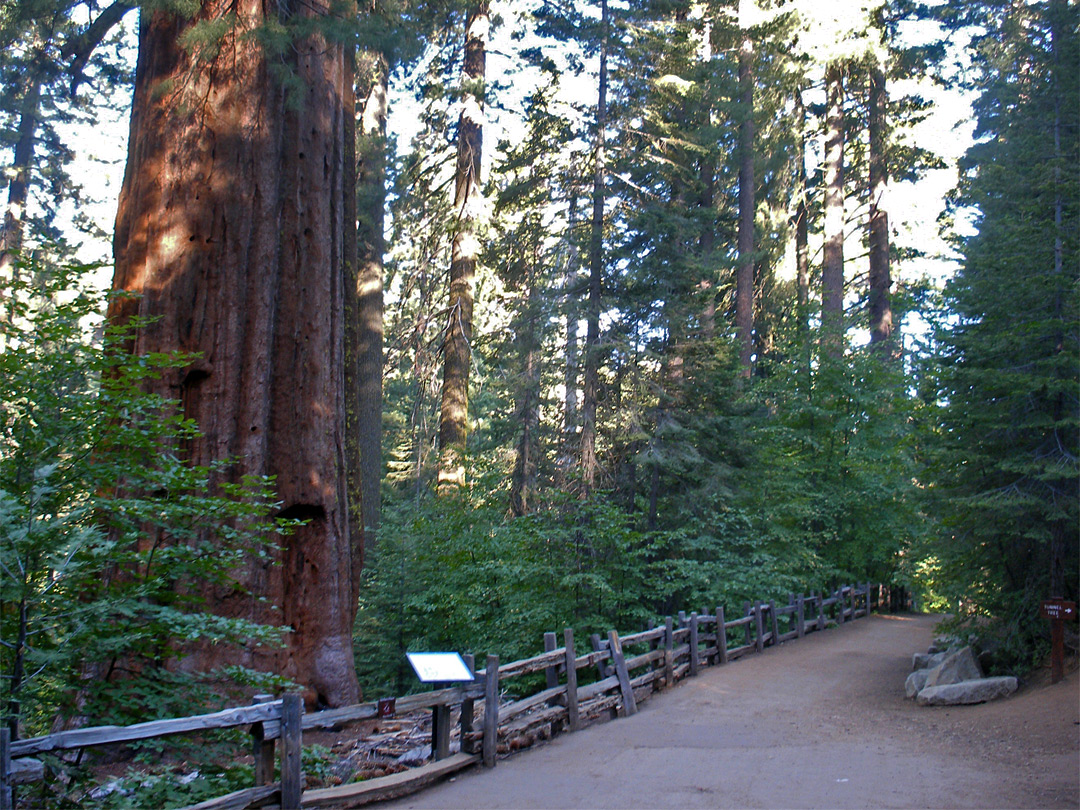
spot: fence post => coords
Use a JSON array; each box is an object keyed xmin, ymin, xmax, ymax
[
  {"xmin": 835, "ymin": 588, "xmax": 844, "ymax": 624},
  {"xmin": 543, "ymin": 632, "xmax": 559, "ymax": 691},
  {"xmin": 689, "ymin": 613, "xmax": 700, "ymax": 676},
  {"xmin": 432, "ymin": 698, "xmax": 451, "ymax": 762},
  {"xmin": 1, "ymin": 727, "xmax": 12, "ymax": 810},
  {"xmin": 754, "ymin": 601, "xmax": 765, "ymax": 654},
  {"xmin": 460, "ymin": 654, "xmax": 476, "ymax": 755},
  {"xmin": 796, "ymin": 595, "xmax": 805, "ymax": 638},
  {"xmin": 663, "ymin": 616, "xmax": 675, "ymax": 687},
  {"xmin": 590, "ymin": 634, "xmax": 610, "ymax": 680},
  {"xmin": 849, "ymin": 584, "xmax": 857, "ymax": 620},
  {"xmin": 817, "ymin": 592, "xmax": 826, "ymax": 631},
  {"xmin": 716, "ymin": 606, "xmax": 728, "ymax": 665},
  {"xmin": 483, "ymin": 654, "xmax": 499, "ymax": 768},
  {"xmin": 564, "ymin": 629, "xmax": 580, "ymax": 732},
  {"xmin": 768, "ymin": 600, "xmax": 779, "ymax": 646},
  {"xmin": 251, "ymin": 694, "xmax": 277, "ymax": 788},
  {"xmin": 607, "ymin": 630, "xmax": 637, "ymax": 717},
  {"xmin": 742, "ymin": 601, "xmax": 753, "ymax": 647},
  {"xmin": 280, "ymin": 693, "xmax": 303, "ymax": 810},
  {"xmin": 647, "ymin": 618, "xmax": 660, "ymax": 669}
]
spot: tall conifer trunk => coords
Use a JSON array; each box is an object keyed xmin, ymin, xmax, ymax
[
  {"xmin": 821, "ymin": 62, "xmax": 846, "ymax": 353},
  {"xmin": 109, "ymin": 0, "xmax": 360, "ymax": 706},
  {"xmin": 581, "ymin": 0, "xmax": 608, "ymax": 495},
  {"xmin": 868, "ymin": 59, "xmax": 892, "ymax": 349},
  {"xmin": 510, "ymin": 271, "xmax": 541, "ymax": 516},
  {"xmin": 794, "ymin": 89, "xmax": 810, "ymax": 343},
  {"xmin": 736, "ymin": 36, "xmax": 755, "ymax": 378},
  {"xmin": 351, "ymin": 49, "xmax": 388, "ymax": 548},
  {"xmin": 438, "ymin": 3, "xmax": 488, "ymax": 493},
  {"xmin": 562, "ymin": 186, "xmax": 580, "ymax": 477}
]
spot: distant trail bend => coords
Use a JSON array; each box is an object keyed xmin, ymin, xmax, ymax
[{"xmin": 382, "ymin": 613, "xmax": 1080, "ymax": 810}]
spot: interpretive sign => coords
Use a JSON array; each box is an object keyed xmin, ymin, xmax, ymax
[
  {"xmin": 1039, "ymin": 599, "xmax": 1077, "ymax": 621},
  {"xmin": 406, "ymin": 652, "xmax": 475, "ymax": 683},
  {"xmin": 1041, "ymin": 599, "xmax": 1077, "ymax": 684}
]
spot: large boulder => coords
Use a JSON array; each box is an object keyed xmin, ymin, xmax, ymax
[
  {"xmin": 905, "ymin": 668, "xmax": 931, "ymax": 698},
  {"xmin": 917, "ymin": 676, "xmax": 1018, "ymax": 706},
  {"xmin": 912, "ymin": 651, "xmax": 949, "ymax": 671},
  {"xmin": 924, "ymin": 646, "xmax": 983, "ymax": 688}
]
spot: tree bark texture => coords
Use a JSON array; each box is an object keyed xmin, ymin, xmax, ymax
[
  {"xmin": 581, "ymin": 0, "xmax": 608, "ymax": 496},
  {"xmin": 350, "ymin": 50, "xmax": 388, "ymax": 549},
  {"xmin": 822, "ymin": 62, "xmax": 846, "ymax": 353},
  {"xmin": 736, "ymin": 36, "xmax": 755, "ymax": 378},
  {"xmin": 438, "ymin": 2, "xmax": 488, "ymax": 493},
  {"xmin": 109, "ymin": 1, "xmax": 360, "ymax": 706},
  {"xmin": 868, "ymin": 60, "xmax": 892, "ymax": 349}
]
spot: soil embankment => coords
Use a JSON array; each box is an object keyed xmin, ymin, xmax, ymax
[{"xmin": 382, "ymin": 613, "xmax": 1079, "ymax": 809}]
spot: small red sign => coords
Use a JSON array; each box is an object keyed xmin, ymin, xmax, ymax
[
  {"xmin": 1040, "ymin": 599, "xmax": 1078, "ymax": 621},
  {"xmin": 378, "ymin": 698, "xmax": 396, "ymax": 719}
]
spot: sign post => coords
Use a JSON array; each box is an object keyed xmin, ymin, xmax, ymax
[
  {"xmin": 1040, "ymin": 599, "xmax": 1077, "ymax": 684},
  {"xmin": 406, "ymin": 653, "xmax": 475, "ymax": 761}
]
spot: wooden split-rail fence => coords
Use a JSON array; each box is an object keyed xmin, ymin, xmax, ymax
[{"xmin": 1, "ymin": 583, "xmax": 892, "ymax": 810}]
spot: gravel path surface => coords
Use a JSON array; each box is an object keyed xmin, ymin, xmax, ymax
[{"xmin": 380, "ymin": 613, "xmax": 1079, "ymax": 809}]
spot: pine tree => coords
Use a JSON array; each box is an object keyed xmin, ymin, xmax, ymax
[
  {"xmin": 438, "ymin": 0, "xmax": 489, "ymax": 493},
  {"xmin": 928, "ymin": 0, "xmax": 1079, "ymax": 668},
  {"xmin": 0, "ymin": 0, "xmax": 134, "ymax": 326}
]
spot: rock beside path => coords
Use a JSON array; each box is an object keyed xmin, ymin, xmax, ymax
[
  {"xmin": 907, "ymin": 644, "xmax": 1015, "ymax": 706},
  {"xmin": 905, "ymin": 668, "xmax": 930, "ymax": 698},
  {"xmin": 912, "ymin": 651, "xmax": 949, "ymax": 671},
  {"xmin": 925, "ymin": 647, "xmax": 984, "ymax": 688},
  {"xmin": 917, "ymin": 676, "xmax": 1019, "ymax": 706}
]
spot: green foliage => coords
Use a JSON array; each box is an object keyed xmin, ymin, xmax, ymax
[
  {"xmin": 744, "ymin": 346, "xmax": 925, "ymax": 589},
  {"xmin": 921, "ymin": 0, "xmax": 1079, "ymax": 673},
  {"xmin": 0, "ymin": 259, "xmax": 288, "ymax": 739},
  {"xmin": 356, "ymin": 475, "xmax": 817, "ymax": 698}
]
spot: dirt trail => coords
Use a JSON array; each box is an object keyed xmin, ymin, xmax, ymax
[{"xmin": 381, "ymin": 614, "xmax": 1079, "ymax": 809}]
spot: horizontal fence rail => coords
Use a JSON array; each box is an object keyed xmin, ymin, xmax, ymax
[{"xmin": 1, "ymin": 583, "xmax": 889, "ymax": 810}]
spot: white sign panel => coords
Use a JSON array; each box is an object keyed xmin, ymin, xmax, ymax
[{"xmin": 406, "ymin": 652, "xmax": 475, "ymax": 683}]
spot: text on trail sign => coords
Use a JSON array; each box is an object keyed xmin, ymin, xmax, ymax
[
  {"xmin": 1040, "ymin": 600, "xmax": 1077, "ymax": 621},
  {"xmin": 406, "ymin": 652, "xmax": 475, "ymax": 683}
]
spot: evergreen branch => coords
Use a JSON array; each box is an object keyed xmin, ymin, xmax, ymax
[{"xmin": 62, "ymin": 0, "xmax": 136, "ymax": 98}]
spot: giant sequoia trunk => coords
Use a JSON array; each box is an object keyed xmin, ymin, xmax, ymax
[
  {"xmin": 438, "ymin": 2, "xmax": 488, "ymax": 493},
  {"xmin": 109, "ymin": 1, "xmax": 360, "ymax": 706}
]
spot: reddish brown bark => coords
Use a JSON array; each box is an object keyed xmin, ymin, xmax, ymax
[{"xmin": 110, "ymin": 1, "xmax": 360, "ymax": 706}]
